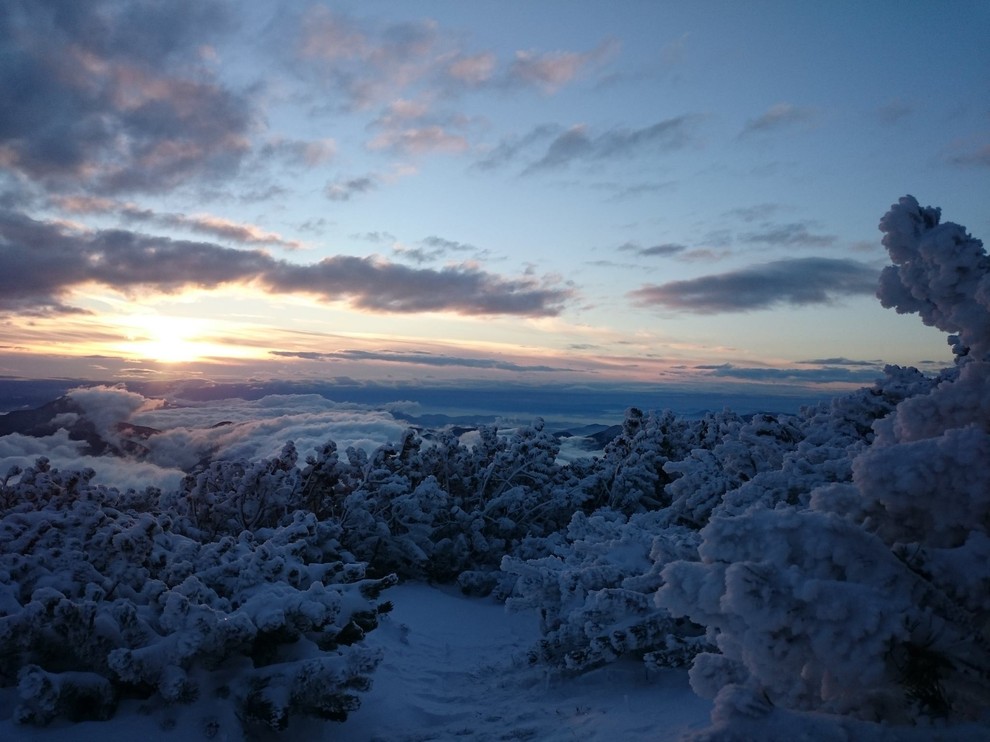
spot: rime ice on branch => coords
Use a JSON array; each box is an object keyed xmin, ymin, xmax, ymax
[
  {"xmin": 658, "ymin": 196, "xmax": 990, "ymax": 732},
  {"xmin": 877, "ymin": 194, "xmax": 990, "ymax": 359}
]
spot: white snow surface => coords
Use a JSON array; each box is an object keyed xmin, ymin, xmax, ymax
[{"xmin": 0, "ymin": 582, "xmax": 711, "ymax": 741}]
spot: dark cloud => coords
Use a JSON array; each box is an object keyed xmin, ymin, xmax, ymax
[
  {"xmin": 267, "ymin": 257, "xmax": 569, "ymax": 315},
  {"xmin": 0, "ymin": 211, "xmax": 272, "ymax": 312},
  {"xmin": 629, "ymin": 257, "xmax": 877, "ymax": 313},
  {"xmin": 740, "ymin": 103, "xmax": 818, "ymax": 137},
  {"xmin": 740, "ymin": 222, "xmax": 836, "ymax": 248},
  {"xmin": 393, "ymin": 235, "xmax": 480, "ymax": 265},
  {"xmin": 797, "ymin": 357, "xmax": 883, "ymax": 367},
  {"xmin": 0, "ymin": 0, "xmax": 251, "ymax": 194},
  {"xmin": 299, "ymin": 218, "xmax": 334, "ymax": 235},
  {"xmin": 270, "ymin": 349, "xmax": 572, "ymax": 373},
  {"xmin": 55, "ymin": 197, "xmax": 301, "ymax": 249},
  {"xmin": 422, "ymin": 236, "xmax": 475, "ymax": 253},
  {"xmin": 617, "ymin": 242, "xmax": 687, "ymax": 258},
  {"xmin": 0, "ymin": 210, "xmax": 572, "ymax": 317},
  {"xmin": 474, "ymin": 124, "xmax": 562, "ymax": 171},
  {"xmin": 696, "ymin": 363, "xmax": 881, "ymax": 384},
  {"xmin": 523, "ymin": 115, "xmax": 700, "ymax": 174},
  {"xmin": 698, "ymin": 364, "xmax": 881, "ymax": 384},
  {"xmin": 352, "ymin": 231, "xmax": 397, "ymax": 244},
  {"xmin": 325, "ymin": 176, "xmax": 378, "ymax": 201},
  {"xmin": 392, "ymin": 246, "xmax": 445, "ymax": 264}
]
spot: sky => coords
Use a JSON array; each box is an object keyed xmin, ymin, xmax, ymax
[{"xmin": 1, "ymin": 0, "xmax": 988, "ymax": 399}]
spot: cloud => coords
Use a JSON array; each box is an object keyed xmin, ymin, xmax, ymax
[
  {"xmin": 68, "ymin": 385, "xmax": 153, "ymax": 438},
  {"xmin": 128, "ymin": 393, "xmax": 411, "ymax": 472},
  {"xmin": 258, "ymin": 138, "xmax": 337, "ymax": 167},
  {"xmin": 629, "ymin": 257, "xmax": 877, "ymax": 313},
  {"xmin": 523, "ymin": 116, "xmax": 700, "ymax": 174},
  {"xmin": 293, "ymin": 3, "xmax": 616, "ymax": 102},
  {"xmin": 422, "ymin": 236, "xmax": 475, "ymax": 253},
  {"xmin": 505, "ymin": 39, "xmax": 619, "ymax": 93},
  {"xmin": 0, "ymin": 0, "xmax": 251, "ymax": 194},
  {"xmin": 393, "ymin": 236, "xmax": 480, "ymax": 265},
  {"xmin": 676, "ymin": 248, "xmax": 733, "ymax": 264},
  {"xmin": 946, "ymin": 143, "xmax": 990, "ymax": 169},
  {"xmin": 325, "ymin": 176, "xmax": 379, "ymax": 201},
  {"xmin": 54, "ymin": 197, "xmax": 302, "ymax": 249},
  {"xmin": 798, "ymin": 357, "xmax": 883, "ymax": 367},
  {"xmin": 474, "ymin": 124, "xmax": 562, "ymax": 171},
  {"xmin": 352, "ymin": 231, "xmax": 397, "ymax": 244},
  {"xmin": 267, "ymin": 256, "xmax": 570, "ymax": 316},
  {"xmin": 696, "ymin": 363, "xmax": 881, "ymax": 384},
  {"xmin": 1, "ymin": 386, "xmax": 416, "ymax": 489},
  {"xmin": 0, "ymin": 210, "xmax": 571, "ymax": 317},
  {"xmin": 292, "ymin": 7, "xmax": 440, "ymax": 110},
  {"xmin": 724, "ymin": 204, "xmax": 784, "ymax": 223},
  {"xmin": 741, "ymin": 103, "xmax": 818, "ymax": 136},
  {"xmin": 444, "ymin": 52, "xmax": 498, "ymax": 86},
  {"xmin": 368, "ymin": 125, "xmax": 469, "ymax": 156},
  {"xmin": 269, "ymin": 349, "xmax": 573, "ymax": 373},
  {"xmin": 595, "ymin": 180, "xmax": 677, "ymax": 201},
  {"xmin": 0, "ymin": 427, "xmax": 185, "ymax": 492},
  {"xmin": 740, "ymin": 222, "xmax": 836, "ymax": 248},
  {"xmin": 366, "ymin": 98, "xmax": 472, "ymax": 156},
  {"xmin": 617, "ymin": 242, "xmax": 687, "ymax": 258}
]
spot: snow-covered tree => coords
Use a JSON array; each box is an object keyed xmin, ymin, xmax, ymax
[{"xmin": 659, "ymin": 196, "xmax": 990, "ymax": 733}]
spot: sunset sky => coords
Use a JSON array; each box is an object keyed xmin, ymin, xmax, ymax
[{"xmin": 2, "ymin": 0, "xmax": 988, "ymax": 396}]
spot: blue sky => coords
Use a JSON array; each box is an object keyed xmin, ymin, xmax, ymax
[{"xmin": 1, "ymin": 0, "xmax": 987, "ymax": 396}]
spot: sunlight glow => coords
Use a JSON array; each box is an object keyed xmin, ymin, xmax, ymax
[
  {"xmin": 126, "ymin": 315, "xmax": 207, "ymax": 363},
  {"xmin": 112, "ymin": 315, "xmax": 261, "ymax": 365}
]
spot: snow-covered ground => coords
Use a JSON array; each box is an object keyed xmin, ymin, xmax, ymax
[
  {"xmin": 0, "ymin": 582, "xmax": 711, "ymax": 741},
  {"xmin": 335, "ymin": 583, "xmax": 711, "ymax": 741}
]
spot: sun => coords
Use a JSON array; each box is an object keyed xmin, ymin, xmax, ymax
[{"xmin": 126, "ymin": 315, "xmax": 207, "ymax": 364}]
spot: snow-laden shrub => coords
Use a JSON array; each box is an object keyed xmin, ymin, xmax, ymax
[
  {"xmin": 660, "ymin": 196, "xmax": 990, "ymax": 731},
  {"xmin": 503, "ymin": 509, "xmax": 707, "ymax": 673},
  {"xmin": 164, "ymin": 441, "xmax": 303, "ymax": 538},
  {"xmin": 334, "ymin": 421, "xmax": 584, "ymax": 586},
  {"xmin": 0, "ymin": 457, "xmax": 394, "ymax": 733}
]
